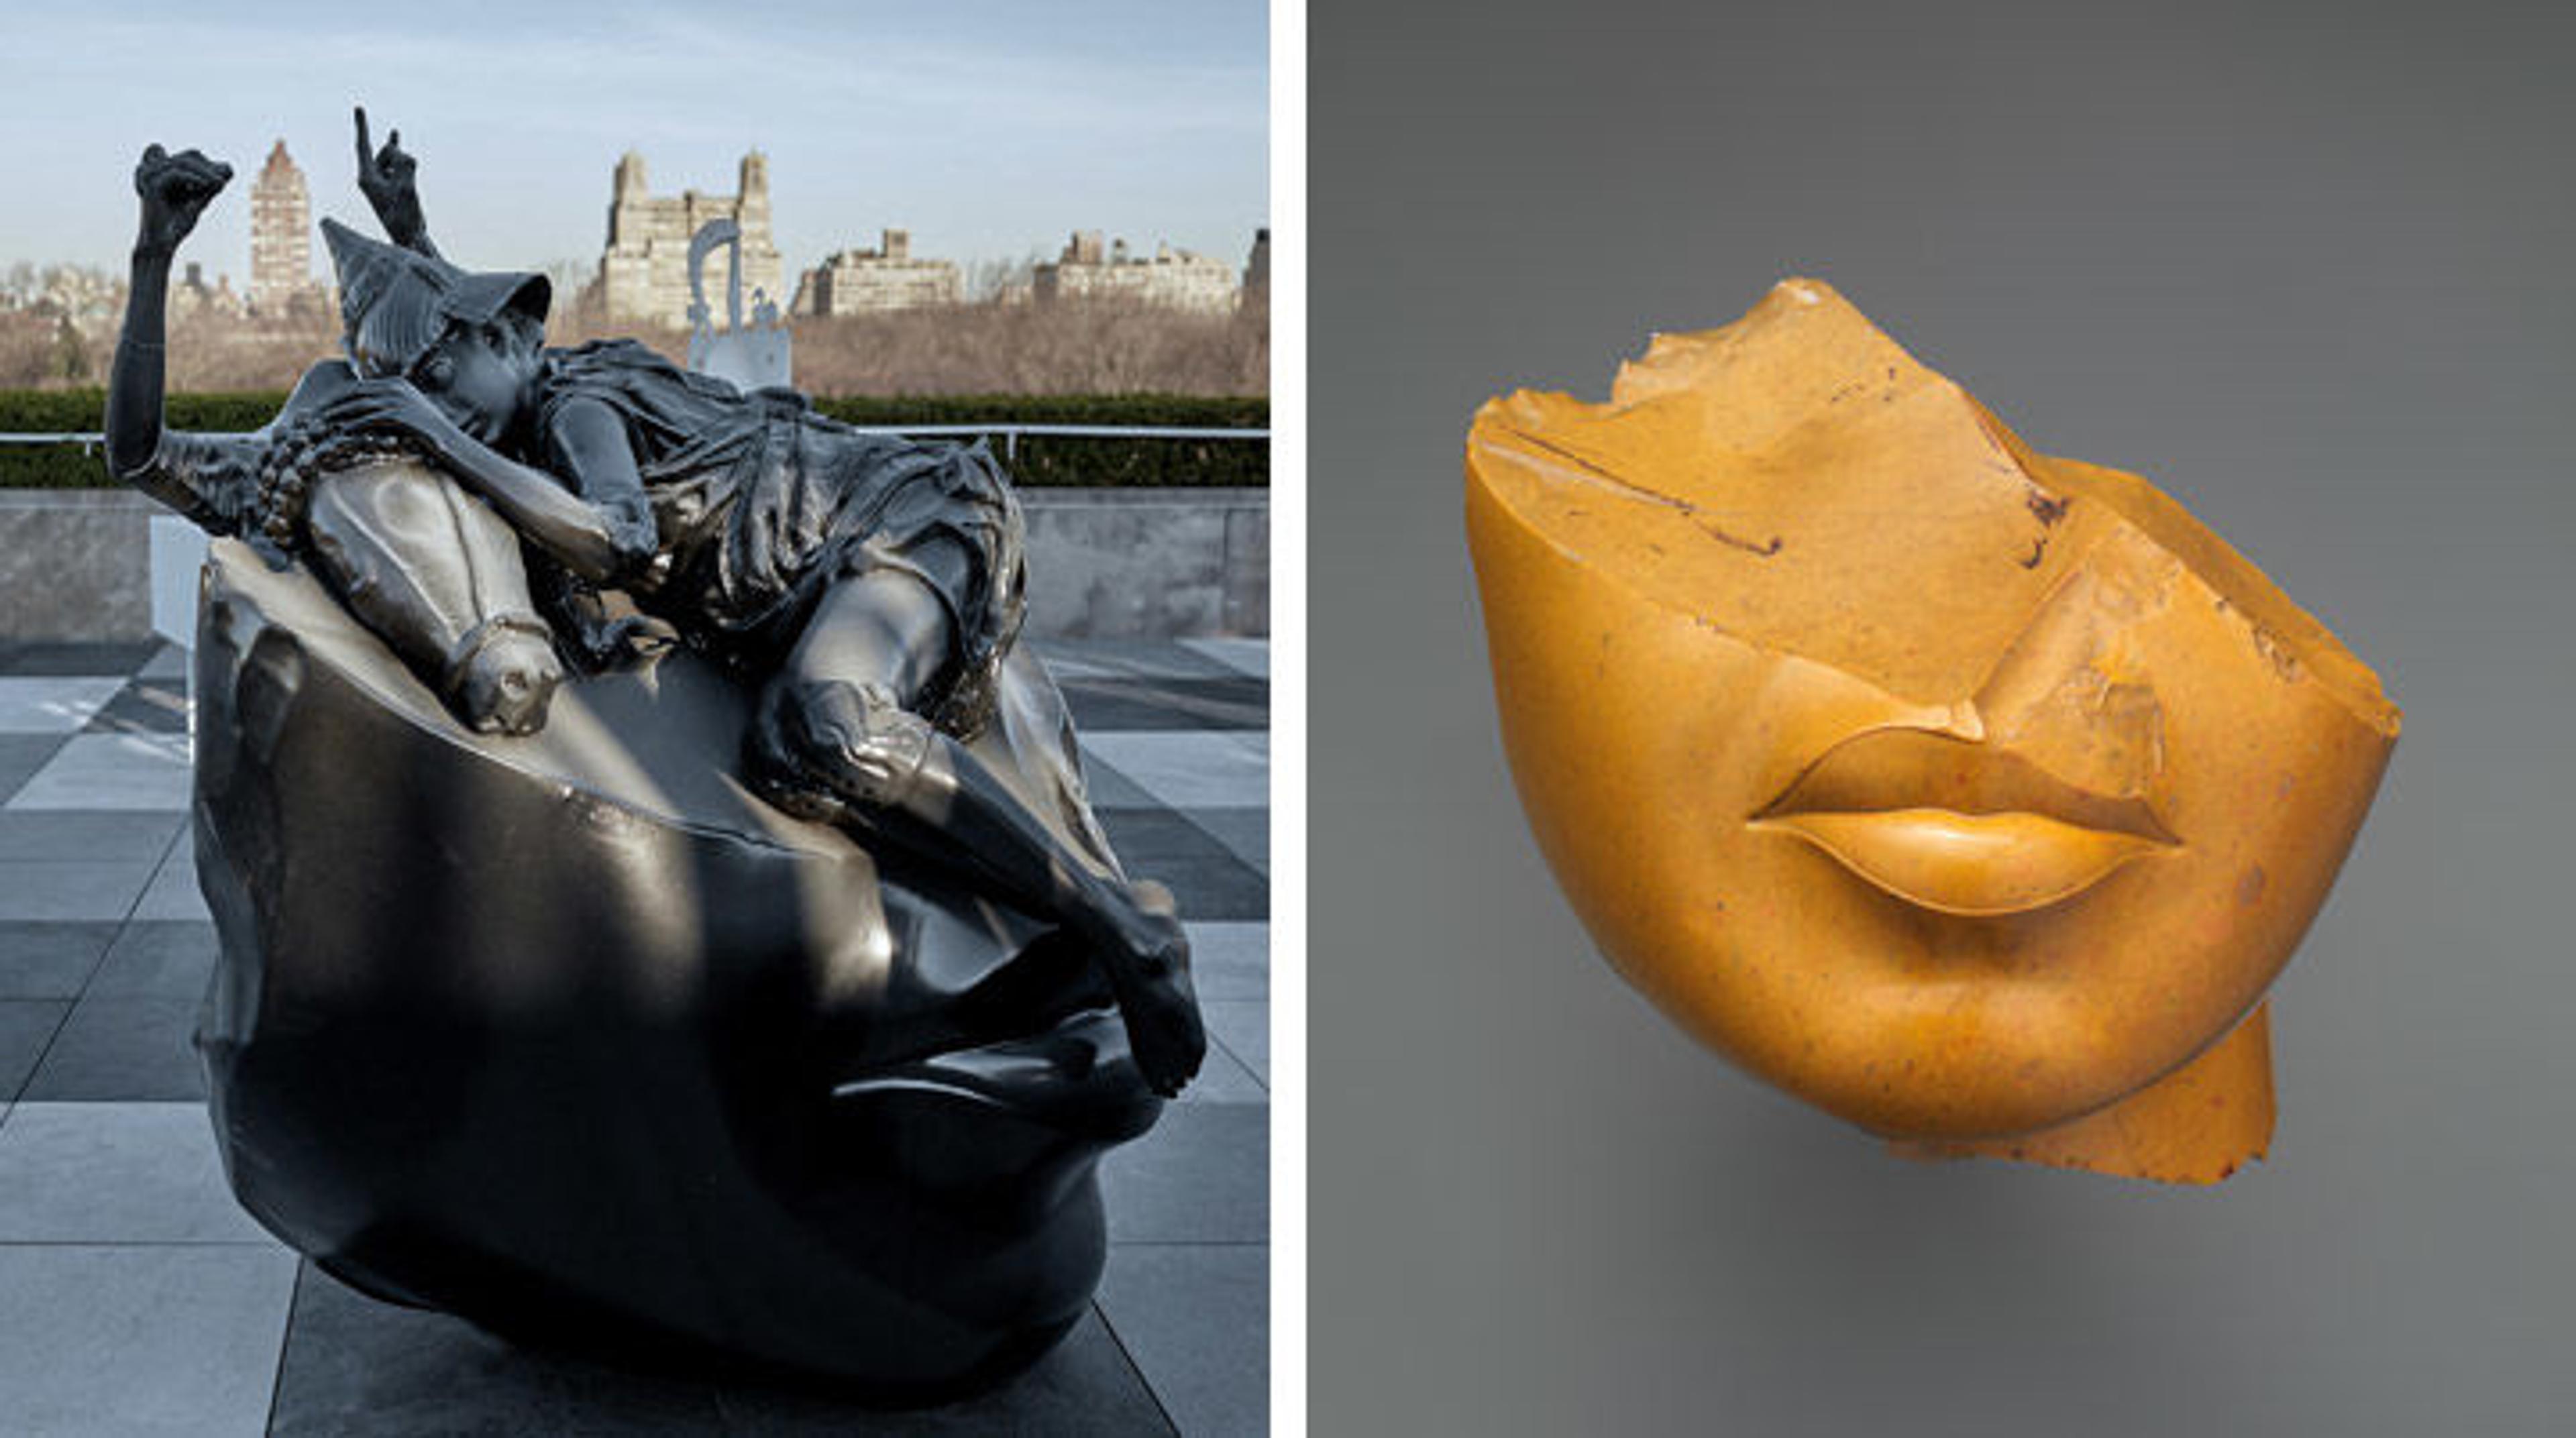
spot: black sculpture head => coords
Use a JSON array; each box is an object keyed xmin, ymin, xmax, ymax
[
  {"xmin": 189, "ymin": 574, "xmax": 1163, "ymax": 1396},
  {"xmin": 323, "ymin": 219, "xmax": 547, "ymax": 443}
]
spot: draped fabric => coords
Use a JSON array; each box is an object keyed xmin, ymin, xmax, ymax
[{"xmin": 535, "ymin": 340, "xmax": 1027, "ymax": 736}]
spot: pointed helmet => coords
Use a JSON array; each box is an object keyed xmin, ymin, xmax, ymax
[{"xmin": 321, "ymin": 219, "xmax": 551, "ymax": 377}]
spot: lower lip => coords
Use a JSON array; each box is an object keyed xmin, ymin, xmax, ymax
[
  {"xmin": 1753, "ymin": 809, "xmax": 2166, "ymax": 916},
  {"xmin": 831, "ymin": 1006, "xmax": 1159, "ymax": 1138}
]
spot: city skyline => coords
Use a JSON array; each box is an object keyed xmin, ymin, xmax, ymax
[{"xmin": 0, "ymin": 1, "xmax": 1267, "ymax": 280}]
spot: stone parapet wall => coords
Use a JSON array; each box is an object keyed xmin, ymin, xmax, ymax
[
  {"xmin": 0, "ymin": 488, "xmax": 1267, "ymax": 643},
  {"xmin": 1018, "ymin": 488, "xmax": 1269, "ymax": 638}
]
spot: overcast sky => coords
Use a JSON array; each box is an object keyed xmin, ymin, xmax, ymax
[{"xmin": 0, "ymin": 0, "xmax": 1267, "ymax": 282}]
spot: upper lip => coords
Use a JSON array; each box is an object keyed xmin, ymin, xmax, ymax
[
  {"xmin": 1758, "ymin": 728, "xmax": 2174, "ymax": 842},
  {"xmin": 1750, "ymin": 728, "xmax": 2176, "ymax": 916},
  {"xmin": 829, "ymin": 1001, "xmax": 1159, "ymax": 1140}
]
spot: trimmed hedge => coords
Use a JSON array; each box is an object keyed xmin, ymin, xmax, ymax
[
  {"xmin": 0, "ymin": 389, "xmax": 1268, "ymax": 490},
  {"xmin": 814, "ymin": 394, "xmax": 1267, "ymax": 489}
]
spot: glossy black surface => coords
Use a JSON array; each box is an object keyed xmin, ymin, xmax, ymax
[{"xmin": 192, "ymin": 547, "xmax": 1163, "ymax": 1394}]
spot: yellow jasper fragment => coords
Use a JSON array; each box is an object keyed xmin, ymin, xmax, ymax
[{"xmin": 1464, "ymin": 278, "xmax": 2400, "ymax": 1184}]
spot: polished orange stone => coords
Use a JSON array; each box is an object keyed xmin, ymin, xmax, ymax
[{"xmin": 1465, "ymin": 279, "xmax": 2399, "ymax": 1184}]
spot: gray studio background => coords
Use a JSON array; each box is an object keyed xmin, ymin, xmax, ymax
[{"xmin": 1311, "ymin": 1, "xmax": 2575, "ymax": 1432}]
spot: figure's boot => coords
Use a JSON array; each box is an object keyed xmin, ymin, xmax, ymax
[{"xmin": 749, "ymin": 676, "xmax": 1205, "ymax": 1097}]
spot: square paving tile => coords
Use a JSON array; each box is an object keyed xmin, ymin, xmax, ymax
[
  {"xmin": 1077, "ymin": 754, "xmax": 1162, "ymax": 809},
  {"xmin": 1064, "ymin": 676, "xmax": 1268, "ymax": 732},
  {"xmin": 131, "ymin": 853, "xmax": 213, "ymax": 922},
  {"xmin": 0, "ymin": 809, "xmax": 185, "ymax": 864},
  {"xmin": 85, "ymin": 677, "xmax": 192, "ymax": 736},
  {"xmin": 0, "ymin": 1244, "xmax": 297, "ymax": 1438},
  {"xmin": 1202, "ymin": 1001, "xmax": 1269, "ymax": 1087},
  {"xmin": 138, "ymin": 643, "xmax": 191, "ymax": 681},
  {"xmin": 0, "ymin": 1101, "xmax": 271, "ymax": 1243},
  {"xmin": 1095, "ymin": 807, "xmax": 1256, "ymax": 871},
  {"xmin": 0, "ymin": 859, "xmax": 159, "ymax": 921},
  {"xmin": 1176, "ymin": 1036, "xmax": 1269, "ymax": 1106},
  {"xmin": 712, "ymin": 1308, "xmax": 1175, "ymax": 1435},
  {"xmin": 0, "ymin": 922, "xmax": 119, "ymax": 997},
  {"xmin": 0, "ymin": 641, "xmax": 162, "ymax": 678},
  {"xmin": 1178, "ymin": 806, "xmax": 1266, "ymax": 874},
  {"xmin": 1101, "ymin": 1103, "xmax": 1269, "ymax": 1245},
  {"xmin": 0, "ymin": 677, "xmax": 126, "ymax": 734},
  {"xmin": 1080, "ymin": 732, "xmax": 1268, "ymax": 810},
  {"xmin": 268, "ymin": 1264, "xmax": 729, "ymax": 1436},
  {"xmin": 1032, "ymin": 639, "xmax": 1238, "ymax": 682},
  {"xmin": 1184, "ymin": 922, "xmax": 1268, "ymax": 1002},
  {"xmin": 1099, "ymin": 1245, "xmax": 1269, "ymax": 1438},
  {"xmin": 7, "ymin": 731, "xmax": 193, "ymax": 811},
  {"xmin": 0, "ymin": 999, "xmax": 70, "ymax": 1100},
  {"xmin": 1029, "ymin": 653, "xmax": 1125, "ymax": 682},
  {"xmin": 1177, "ymin": 637, "xmax": 1267, "ymax": 678},
  {"xmin": 0, "ymin": 733, "xmax": 71, "ymax": 804},
  {"xmin": 90, "ymin": 922, "xmax": 219, "ymax": 1000},
  {"xmin": 1095, "ymin": 810, "xmax": 1269, "ymax": 922},
  {"xmin": 22, "ymin": 994, "xmax": 205, "ymax": 1101}
]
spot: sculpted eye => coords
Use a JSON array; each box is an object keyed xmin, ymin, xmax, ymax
[{"xmin": 418, "ymin": 353, "xmax": 455, "ymax": 388}]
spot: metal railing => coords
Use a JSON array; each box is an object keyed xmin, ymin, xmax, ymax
[
  {"xmin": 2, "ymin": 425, "xmax": 1267, "ymax": 455},
  {"xmin": 834, "ymin": 424, "xmax": 1269, "ymax": 465},
  {"xmin": 0, "ymin": 432, "xmax": 104, "ymax": 450}
]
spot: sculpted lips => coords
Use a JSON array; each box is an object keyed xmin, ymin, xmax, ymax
[
  {"xmin": 832, "ymin": 1003, "xmax": 1161, "ymax": 1140},
  {"xmin": 1751, "ymin": 728, "xmax": 2176, "ymax": 916}
]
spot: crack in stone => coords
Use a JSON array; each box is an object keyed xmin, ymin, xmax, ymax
[{"xmin": 1497, "ymin": 425, "xmax": 1784, "ymax": 557}]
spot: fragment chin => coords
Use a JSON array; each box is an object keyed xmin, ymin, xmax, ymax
[{"xmin": 1884, "ymin": 1005, "xmax": 2279, "ymax": 1185}]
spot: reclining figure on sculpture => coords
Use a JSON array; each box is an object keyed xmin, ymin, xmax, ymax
[{"xmin": 98, "ymin": 111, "xmax": 1208, "ymax": 1392}]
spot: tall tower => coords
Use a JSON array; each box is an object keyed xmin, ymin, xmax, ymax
[
  {"xmin": 736, "ymin": 152, "xmax": 769, "ymax": 234},
  {"xmin": 608, "ymin": 151, "xmax": 649, "ymax": 245},
  {"xmin": 733, "ymin": 152, "xmax": 784, "ymax": 312},
  {"xmin": 1245, "ymin": 227, "xmax": 1271, "ymax": 300},
  {"xmin": 248, "ymin": 140, "xmax": 311, "ymax": 314}
]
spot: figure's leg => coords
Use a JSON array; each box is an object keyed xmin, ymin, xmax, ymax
[{"xmin": 748, "ymin": 566, "xmax": 1204, "ymax": 1096}]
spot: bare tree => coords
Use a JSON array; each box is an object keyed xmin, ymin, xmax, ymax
[
  {"xmin": 965, "ymin": 250, "xmax": 1046, "ymax": 304},
  {"xmin": 788, "ymin": 294, "xmax": 1267, "ymax": 396},
  {"xmin": 0, "ymin": 265, "xmax": 1268, "ymax": 397}
]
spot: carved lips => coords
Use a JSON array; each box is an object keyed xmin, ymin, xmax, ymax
[
  {"xmin": 1752, "ymin": 727, "xmax": 2176, "ymax": 916},
  {"xmin": 833, "ymin": 1002, "xmax": 1162, "ymax": 1141}
]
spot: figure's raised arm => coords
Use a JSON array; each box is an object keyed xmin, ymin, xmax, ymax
[
  {"xmin": 105, "ymin": 145, "xmax": 256, "ymax": 529},
  {"xmin": 355, "ymin": 107, "xmax": 439, "ymax": 260}
]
